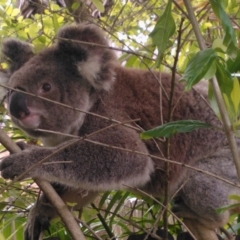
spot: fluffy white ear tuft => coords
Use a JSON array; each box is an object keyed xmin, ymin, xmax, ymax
[
  {"xmin": 57, "ymin": 24, "xmax": 117, "ymax": 91},
  {"xmin": 77, "ymin": 55, "xmax": 115, "ymax": 91}
]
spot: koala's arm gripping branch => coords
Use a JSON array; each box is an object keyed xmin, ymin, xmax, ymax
[{"xmin": 0, "ymin": 128, "xmax": 86, "ymax": 240}]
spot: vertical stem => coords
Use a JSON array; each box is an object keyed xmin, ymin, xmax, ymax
[
  {"xmin": 183, "ymin": 0, "xmax": 240, "ymax": 179},
  {"xmin": 163, "ymin": 17, "xmax": 184, "ymax": 240}
]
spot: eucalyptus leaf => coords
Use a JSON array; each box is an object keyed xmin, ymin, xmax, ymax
[
  {"xmin": 208, "ymin": 82, "xmax": 221, "ymax": 119},
  {"xmin": 91, "ymin": 0, "xmax": 104, "ymax": 13},
  {"xmin": 229, "ymin": 194, "xmax": 240, "ymax": 201},
  {"xmin": 140, "ymin": 120, "xmax": 211, "ymax": 139},
  {"xmin": 149, "ymin": 0, "xmax": 176, "ymax": 67},
  {"xmin": 181, "ymin": 48, "xmax": 217, "ymax": 90},
  {"xmin": 215, "ymin": 60, "xmax": 233, "ymax": 96},
  {"xmin": 210, "ymin": 0, "xmax": 238, "ymax": 57},
  {"xmin": 227, "ymin": 50, "xmax": 240, "ymax": 73},
  {"xmin": 71, "ymin": 2, "xmax": 80, "ymax": 10},
  {"xmin": 216, "ymin": 203, "xmax": 240, "ymax": 214},
  {"xmin": 230, "ymin": 77, "xmax": 240, "ymax": 115}
]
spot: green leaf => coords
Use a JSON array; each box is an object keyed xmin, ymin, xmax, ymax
[
  {"xmin": 208, "ymin": 83, "xmax": 221, "ymax": 119},
  {"xmin": 110, "ymin": 192, "xmax": 129, "ymax": 226},
  {"xmin": 214, "ymin": 60, "xmax": 236, "ymax": 121},
  {"xmin": 140, "ymin": 120, "xmax": 211, "ymax": 139},
  {"xmin": 149, "ymin": 0, "xmax": 176, "ymax": 67},
  {"xmin": 230, "ymin": 77, "xmax": 240, "ymax": 115},
  {"xmin": 229, "ymin": 194, "xmax": 240, "ymax": 201},
  {"xmin": 203, "ymin": 60, "xmax": 217, "ymax": 80},
  {"xmin": 215, "ymin": 59, "xmax": 233, "ymax": 96},
  {"xmin": 71, "ymin": 2, "xmax": 80, "ymax": 10},
  {"xmin": 227, "ymin": 50, "xmax": 240, "ymax": 73},
  {"xmin": 125, "ymin": 55, "xmax": 138, "ymax": 67},
  {"xmin": 210, "ymin": 0, "xmax": 238, "ymax": 57},
  {"xmin": 181, "ymin": 48, "xmax": 217, "ymax": 90},
  {"xmin": 11, "ymin": 8, "xmax": 20, "ymax": 17},
  {"xmin": 212, "ymin": 38, "xmax": 227, "ymax": 53},
  {"xmin": 217, "ymin": 202, "xmax": 240, "ymax": 214},
  {"xmin": 91, "ymin": 0, "xmax": 104, "ymax": 13},
  {"xmin": 104, "ymin": 191, "xmax": 123, "ymax": 218}
]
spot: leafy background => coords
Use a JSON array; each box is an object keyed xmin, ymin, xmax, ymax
[{"xmin": 0, "ymin": 0, "xmax": 240, "ymax": 239}]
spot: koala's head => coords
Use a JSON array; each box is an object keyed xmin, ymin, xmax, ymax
[{"xmin": 1, "ymin": 24, "xmax": 117, "ymax": 145}]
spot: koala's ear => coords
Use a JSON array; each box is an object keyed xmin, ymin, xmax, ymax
[
  {"xmin": 56, "ymin": 24, "xmax": 110, "ymax": 48},
  {"xmin": 56, "ymin": 24, "xmax": 117, "ymax": 91},
  {"xmin": 2, "ymin": 39, "xmax": 34, "ymax": 74}
]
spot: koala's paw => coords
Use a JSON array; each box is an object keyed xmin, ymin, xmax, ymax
[
  {"xmin": 0, "ymin": 153, "xmax": 28, "ymax": 180},
  {"xmin": 24, "ymin": 202, "xmax": 55, "ymax": 240}
]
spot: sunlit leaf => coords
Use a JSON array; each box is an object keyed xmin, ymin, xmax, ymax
[
  {"xmin": 212, "ymin": 38, "xmax": 227, "ymax": 53},
  {"xmin": 11, "ymin": 8, "xmax": 20, "ymax": 17},
  {"xmin": 230, "ymin": 77, "xmax": 240, "ymax": 115},
  {"xmin": 229, "ymin": 194, "xmax": 240, "ymax": 201},
  {"xmin": 181, "ymin": 48, "xmax": 217, "ymax": 90},
  {"xmin": 91, "ymin": 0, "xmax": 104, "ymax": 13},
  {"xmin": 210, "ymin": 0, "xmax": 238, "ymax": 57}
]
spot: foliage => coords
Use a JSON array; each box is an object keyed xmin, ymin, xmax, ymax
[
  {"xmin": 149, "ymin": 0, "xmax": 176, "ymax": 67},
  {"xmin": 140, "ymin": 120, "xmax": 211, "ymax": 139},
  {"xmin": 0, "ymin": 0, "xmax": 240, "ymax": 239}
]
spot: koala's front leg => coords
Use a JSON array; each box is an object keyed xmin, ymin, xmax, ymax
[
  {"xmin": 0, "ymin": 128, "xmax": 154, "ymax": 191},
  {"xmin": 0, "ymin": 142, "xmax": 55, "ymax": 181}
]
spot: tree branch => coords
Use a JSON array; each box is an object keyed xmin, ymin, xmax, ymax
[{"xmin": 0, "ymin": 128, "xmax": 85, "ymax": 240}]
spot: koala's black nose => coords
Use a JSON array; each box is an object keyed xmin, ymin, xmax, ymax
[{"xmin": 9, "ymin": 91, "xmax": 30, "ymax": 119}]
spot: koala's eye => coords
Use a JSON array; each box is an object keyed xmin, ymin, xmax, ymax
[{"xmin": 42, "ymin": 83, "xmax": 51, "ymax": 92}]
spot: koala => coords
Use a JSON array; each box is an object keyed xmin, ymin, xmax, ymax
[{"xmin": 0, "ymin": 23, "xmax": 240, "ymax": 240}]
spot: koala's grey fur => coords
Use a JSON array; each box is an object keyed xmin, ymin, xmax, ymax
[{"xmin": 0, "ymin": 23, "xmax": 239, "ymax": 240}]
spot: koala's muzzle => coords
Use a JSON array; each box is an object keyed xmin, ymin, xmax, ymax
[{"xmin": 9, "ymin": 91, "xmax": 30, "ymax": 119}]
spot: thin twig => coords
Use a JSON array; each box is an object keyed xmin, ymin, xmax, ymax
[{"xmin": 163, "ymin": 17, "xmax": 185, "ymax": 240}]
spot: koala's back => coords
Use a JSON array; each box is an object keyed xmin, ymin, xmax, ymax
[
  {"xmin": 78, "ymin": 65, "xmax": 229, "ymax": 196},
  {"xmin": 103, "ymin": 67, "xmax": 240, "ymax": 231}
]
